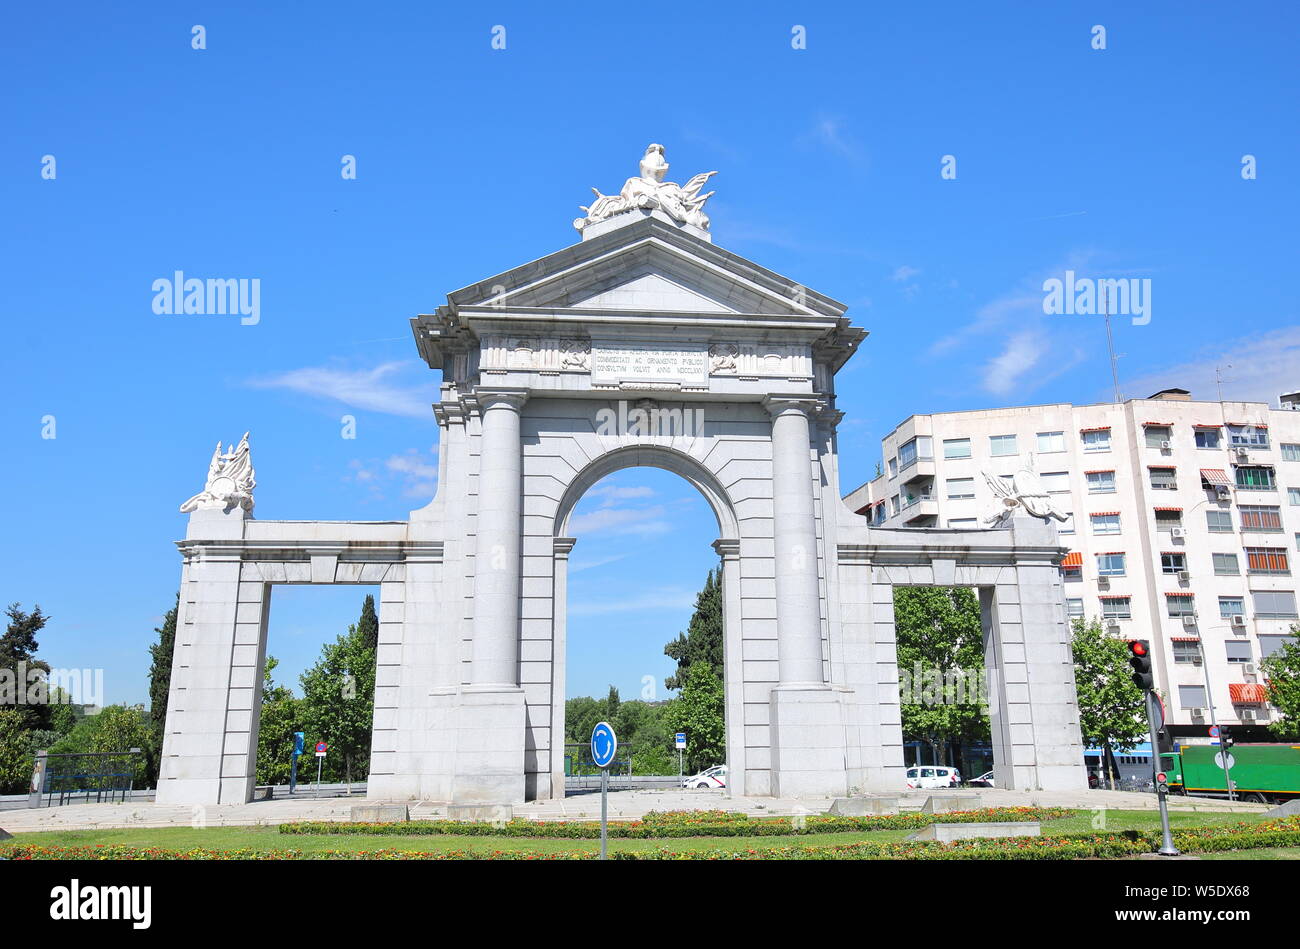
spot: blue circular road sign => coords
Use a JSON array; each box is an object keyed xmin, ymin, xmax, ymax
[{"xmin": 591, "ymin": 721, "xmax": 618, "ymax": 769}]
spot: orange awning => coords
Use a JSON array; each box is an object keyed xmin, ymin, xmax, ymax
[
  {"xmin": 1229, "ymin": 683, "xmax": 1269, "ymax": 704},
  {"xmin": 1154, "ymin": 506, "xmax": 1183, "ymax": 512},
  {"xmin": 1060, "ymin": 551, "xmax": 1082, "ymax": 567},
  {"xmin": 1170, "ymin": 636, "xmax": 1200, "ymax": 642},
  {"xmin": 1165, "ymin": 591, "xmax": 1194, "ymax": 597},
  {"xmin": 1080, "ymin": 426, "xmax": 1111, "ymax": 433},
  {"xmin": 1200, "ymin": 468, "xmax": 1231, "ymax": 487}
]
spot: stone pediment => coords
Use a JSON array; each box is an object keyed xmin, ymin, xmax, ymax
[{"xmin": 437, "ymin": 216, "xmax": 845, "ymax": 319}]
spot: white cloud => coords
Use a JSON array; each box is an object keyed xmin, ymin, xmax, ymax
[
  {"xmin": 569, "ymin": 553, "xmax": 630, "ymax": 574},
  {"xmin": 248, "ymin": 362, "xmax": 432, "ymax": 418},
  {"xmin": 568, "ymin": 504, "xmax": 674, "ymax": 537},
  {"xmin": 1122, "ymin": 327, "xmax": 1300, "ymax": 405},
  {"xmin": 346, "ymin": 449, "xmax": 438, "ymax": 500},
  {"xmin": 891, "ymin": 265, "xmax": 922, "ymax": 282},
  {"xmin": 585, "ymin": 484, "xmax": 656, "ymax": 502},
  {"xmin": 982, "ymin": 331, "xmax": 1046, "ymax": 395}
]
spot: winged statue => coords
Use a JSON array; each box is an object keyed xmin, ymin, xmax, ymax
[
  {"xmin": 575, "ymin": 144, "xmax": 718, "ymax": 232},
  {"xmin": 980, "ymin": 461, "xmax": 1068, "ymax": 527},
  {"xmin": 180, "ymin": 432, "xmax": 256, "ymax": 514}
]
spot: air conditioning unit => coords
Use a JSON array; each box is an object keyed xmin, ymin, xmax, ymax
[
  {"xmin": 1236, "ymin": 447, "xmax": 1250, "ymax": 460},
  {"xmin": 1190, "ymin": 708, "xmax": 1206, "ymax": 721},
  {"xmin": 1240, "ymin": 709, "xmax": 1256, "ymax": 722},
  {"xmin": 1105, "ymin": 619, "xmax": 1121, "ymax": 632},
  {"xmin": 1182, "ymin": 614, "xmax": 1198, "ymax": 628},
  {"xmin": 1097, "ymin": 575, "xmax": 1110, "ymax": 588},
  {"xmin": 1160, "ymin": 440, "xmax": 1172, "ymax": 450},
  {"xmin": 1216, "ymin": 487, "xmax": 1232, "ymax": 501},
  {"xmin": 1192, "ymin": 656, "xmax": 1203, "ymax": 665},
  {"xmin": 1177, "ymin": 570, "xmax": 1190, "ymax": 582},
  {"xmin": 1244, "ymin": 663, "xmax": 1257, "ymax": 675},
  {"xmin": 1230, "ymin": 614, "xmax": 1247, "ymax": 628},
  {"xmin": 1170, "ymin": 527, "xmax": 1187, "ymax": 539}
]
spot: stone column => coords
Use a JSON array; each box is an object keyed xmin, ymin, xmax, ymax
[
  {"xmin": 765, "ymin": 396, "xmax": 826, "ymax": 686},
  {"xmin": 470, "ymin": 388, "xmax": 528, "ymax": 689},
  {"xmin": 451, "ymin": 387, "xmax": 529, "ymax": 805},
  {"xmin": 762, "ymin": 395, "xmax": 847, "ymax": 798}
]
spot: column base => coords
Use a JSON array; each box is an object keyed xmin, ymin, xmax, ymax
[
  {"xmin": 449, "ymin": 686, "xmax": 527, "ymax": 805},
  {"xmin": 769, "ymin": 685, "xmax": 849, "ymax": 798}
]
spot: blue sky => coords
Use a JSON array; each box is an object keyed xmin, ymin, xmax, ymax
[{"xmin": 2, "ymin": 2, "xmax": 1297, "ymax": 705}]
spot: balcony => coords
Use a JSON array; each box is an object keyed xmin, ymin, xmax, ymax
[{"xmin": 900, "ymin": 494, "xmax": 938, "ymax": 524}]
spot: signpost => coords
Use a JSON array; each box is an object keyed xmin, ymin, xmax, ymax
[
  {"xmin": 314, "ymin": 741, "xmax": 327, "ymax": 797},
  {"xmin": 590, "ymin": 721, "xmax": 618, "ymax": 860},
  {"xmin": 675, "ymin": 732, "xmax": 686, "ymax": 788}
]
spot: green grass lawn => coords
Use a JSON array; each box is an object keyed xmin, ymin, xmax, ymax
[
  {"xmin": 1200, "ymin": 847, "xmax": 1300, "ymax": 860},
  {"xmin": 4, "ymin": 809, "xmax": 1277, "ymax": 857}
]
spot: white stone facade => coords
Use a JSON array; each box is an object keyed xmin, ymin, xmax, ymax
[
  {"xmin": 845, "ymin": 391, "xmax": 1300, "ymax": 736},
  {"xmin": 157, "ymin": 207, "xmax": 1087, "ymax": 806}
]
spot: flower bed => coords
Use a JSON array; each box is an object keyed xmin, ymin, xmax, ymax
[
  {"xmin": 277, "ymin": 806, "xmax": 1071, "ymax": 839},
  {"xmin": 7, "ymin": 816, "xmax": 1297, "ymax": 861}
]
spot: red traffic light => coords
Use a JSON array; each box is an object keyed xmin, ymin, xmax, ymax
[
  {"xmin": 1129, "ymin": 640, "xmax": 1149, "ymax": 658},
  {"xmin": 1155, "ymin": 771, "xmax": 1167, "ymax": 784}
]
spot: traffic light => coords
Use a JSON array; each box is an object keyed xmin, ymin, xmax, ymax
[
  {"xmin": 1128, "ymin": 639, "xmax": 1154, "ymax": 691},
  {"xmin": 1221, "ymin": 729, "xmax": 1234, "ymax": 750}
]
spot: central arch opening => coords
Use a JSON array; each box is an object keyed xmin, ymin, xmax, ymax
[{"xmin": 551, "ymin": 449, "xmax": 737, "ymax": 799}]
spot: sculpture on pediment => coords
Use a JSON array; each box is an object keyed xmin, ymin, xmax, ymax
[
  {"xmin": 709, "ymin": 341, "xmax": 739, "ymax": 373},
  {"xmin": 560, "ymin": 337, "xmax": 591, "ymax": 370},
  {"xmin": 980, "ymin": 461, "xmax": 1068, "ymax": 527},
  {"xmin": 574, "ymin": 144, "xmax": 717, "ymax": 232},
  {"xmin": 180, "ymin": 432, "xmax": 256, "ymax": 514}
]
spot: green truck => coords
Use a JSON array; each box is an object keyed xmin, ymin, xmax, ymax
[{"xmin": 1161, "ymin": 743, "xmax": 1300, "ymax": 804}]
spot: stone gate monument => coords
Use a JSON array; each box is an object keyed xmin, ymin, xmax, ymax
[{"xmin": 157, "ymin": 146, "xmax": 1086, "ymax": 806}]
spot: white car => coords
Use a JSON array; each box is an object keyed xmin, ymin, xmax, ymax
[
  {"xmin": 683, "ymin": 765, "xmax": 728, "ymax": 789},
  {"xmin": 905, "ymin": 766, "xmax": 961, "ymax": 789}
]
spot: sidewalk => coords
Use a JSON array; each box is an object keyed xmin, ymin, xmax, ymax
[{"xmin": 0, "ymin": 785, "xmax": 1267, "ymax": 835}]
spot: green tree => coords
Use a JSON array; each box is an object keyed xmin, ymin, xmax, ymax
[
  {"xmin": 299, "ymin": 609, "xmax": 377, "ymax": 786},
  {"xmin": 664, "ymin": 663, "xmax": 725, "ymax": 773},
  {"xmin": 1262, "ymin": 630, "xmax": 1300, "ymax": 740},
  {"xmin": 1, "ymin": 603, "xmax": 52, "ymax": 730},
  {"xmin": 0, "ymin": 708, "xmax": 38, "ymax": 794},
  {"xmin": 145, "ymin": 595, "xmax": 178, "ymax": 784},
  {"xmin": 357, "ymin": 594, "xmax": 379, "ymax": 652},
  {"xmin": 49, "ymin": 705, "xmax": 153, "ymax": 788},
  {"xmin": 1070, "ymin": 617, "xmax": 1148, "ymax": 789},
  {"xmin": 664, "ymin": 570, "xmax": 723, "ymax": 692},
  {"xmin": 256, "ymin": 657, "xmax": 303, "ymax": 785},
  {"xmin": 48, "ymin": 687, "xmax": 85, "ymax": 737},
  {"xmin": 894, "ymin": 587, "xmax": 989, "ymax": 773}
]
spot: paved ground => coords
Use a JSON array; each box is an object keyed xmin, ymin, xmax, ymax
[{"xmin": 0, "ymin": 786, "xmax": 1267, "ymax": 834}]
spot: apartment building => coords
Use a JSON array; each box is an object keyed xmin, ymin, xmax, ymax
[{"xmin": 843, "ymin": 388, "xmax": 1300, "ymax": 740}]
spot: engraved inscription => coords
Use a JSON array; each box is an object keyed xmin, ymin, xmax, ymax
[{"xmin": 591, "ymin": 343, "xmax": 708, "ymax": 386}]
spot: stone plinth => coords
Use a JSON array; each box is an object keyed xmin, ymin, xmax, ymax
[
  {"xmin": 351, "ymin": 804, "xmax": 410, "ymax": 822},
  {"xmin": 908, "ymin": 821, "xmax": 1041, "ymax": 842},
  {"xmin": 921, "ymin": 793, "xmax": 982, "ymax": 814}
]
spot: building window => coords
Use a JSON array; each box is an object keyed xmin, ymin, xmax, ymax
[
  {"xmin": 1040, "ymin": 471, "xmax": 1070, "ymax": 493},
  {"xmin": 1262, "ymin": 633, "xmax": 1300, "ymax": 657},
  {"xmin": 1228, "ymin": 424, "xmax": 1269, "ymax": 449},
  {"xmin": 1225, "ymin": 641, "xmax": 1252, "ymax": 664},
  {"xmin": 989, "ymin": 434, "xmax": 1017, "ymax": 457},
  {"xmin": 897, "ymin": 436, "xmax": 931, "ymax": 471},
  {"xmin": 1062, "ymin": 564, "xmax": 1082, "ymax": 581},
  {"xmin": 1082, "ymin": 429, "xmax": 1111, "ymax": 452},
  {"xmin": 1252, "ymin": 590, "xmax": 1299, "ymax": 619},
  {"xmin": 1059, "ymin": 512, "xmax": 1075, "ymax": 534},
  {"xmin": 1219, "ymin": 596, "xmax": 1245, "ymax": 618},
  {"xmin": 1091, "ymin": 513, "xmax": 1121, "ymax": 535},
  {"xmin": 946, "ymin": 477, "xmax": 975, "ymax": 499},
  {"xmin": 1037, "ymin": 431, "xmax": 1065, "ymax": 453},
  {"xmin": 1195, "ymin": 428, "xmax": 1221, "ymax": 449},
  {"xmin": 943, "ymin": 438, "xmax": 971, "ymax": 460},
  {"xmin": 1245, "ymin": 547, "xmax": 1290, "ymax": 574},
  {"xmin": 1234, "ymin": 465, "xmax": 1276, "ymax": 490},
  {"xmin": 1213, "ymin": 553, "xmax": 1240, "ymax": 575},
  {"xmin": 1160, "ymin": 552, "xmax": 1187, "ymax": 574},
  {"xmin": 1173, "ymin": 641, "xmax": 1201, "ymax": 664},
  {"xmin": 1283, "ymin": 443, "xmax": 1300, "ymax": 462},
  {"xmin": 1240, "ymin": 505, "xmax": 1283, "ymax": 532},
  {"xmin": 947, "ymin": 517, "xmax": 977, "ymax": 529},
  {"xmin": 890, "ymin": 495, "xmax": 900, "ymax": 516},
  {"xmin": 1166, "ymin": 595, "xmax": 1196, "ymax": 617},
  {"xmin": 1149, "ymin": 467, "xmax": 1177, "ymax": 491},
  {"xmin": 1206, "ymin": 510, "xmax": 1234, "ymax": 533},
  {"xmin": 1086, "ymin": 471, "xmax": 1116, "ymax": 493},
  {"xmin": 1289, "ymin": 488, "xmax": 1300, "ymax": 506},
  {"xmin": 888, "ymin": 457, "xmax": 898, "ymax": 479},
  {"xmin": 1154, "ymin": 509, "xmax": 1183, "ymax": 531},
  {"xmin": 1144, "ymin": 425, "xmax": 1172, "ymax": 448},
  {"xmin": 1179, "ymin": 685, "xmax": 1207, "ymax": 709},
  {"xmin": 1096, "ymin": 552, "xmax": 1126, "ymax": 577},
  {"xmin": 1101, "ymin": 597, "xmax": 1131, "ymax": 619},
  {"xmin": 1066, "ymin": 598, "xmax": 1084, "ymax": 618}
]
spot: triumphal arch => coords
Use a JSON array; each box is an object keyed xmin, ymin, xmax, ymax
[{"xmin": 157, "ymin": 146, "xmax": 1086, "ymax": 805}]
